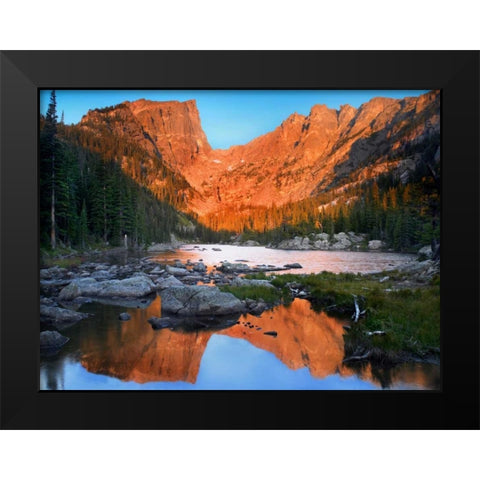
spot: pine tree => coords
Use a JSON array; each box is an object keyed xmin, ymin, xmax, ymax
[{"xmin": 40, "ymin": 90, "xmax": 58, "ymax": 250}]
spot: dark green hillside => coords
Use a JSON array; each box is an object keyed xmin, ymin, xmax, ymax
[{"xmin": 39, "ymin": 91, "xmax": 214, "ymax": 250}]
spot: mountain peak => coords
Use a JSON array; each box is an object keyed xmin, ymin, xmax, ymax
[
  {"xmin": 309, "ymin": 103, "xmax": 333, "ymax": 116},
  {"xmin": 282, "ymin": 112, "xmax": 306, "ymax": 127},
  {"xmin": 78, "ymin": 91, "xmax": 440, "ymax": 220}
]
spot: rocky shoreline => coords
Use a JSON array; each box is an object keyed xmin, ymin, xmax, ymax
[
  {"xmin": 39, "ymin": 254, "xmax": 291, "ymax": 350},
  {"xmin": 229, "ymin": 231, "xmax": 387, "ymax": 251},
  {"xmin": 40, "ymin": 245, "xmax": 439, "ymax": 363}
]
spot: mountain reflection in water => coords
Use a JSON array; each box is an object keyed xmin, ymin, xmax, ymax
[{"xmin": 40, "ymin": 296, "xmax": 440, "ymax": 390}]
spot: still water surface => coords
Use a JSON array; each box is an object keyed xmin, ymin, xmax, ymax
[
  {"xmin": 40, "ymin": 246, "xmax": 439, "ymax": 390},
  {"xmin": 153, "ymin": 244, "xmax": 416, "ymax": 274}
]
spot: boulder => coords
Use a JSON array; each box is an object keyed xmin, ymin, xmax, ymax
[
  {"xmin": 160, "ymin": 285, "xmax": 246, "ymax": 316},
  {"xmin": 331, "ymin": 241, "xmax": 348, "ymax": 250},
  {"xmin": 149, "ymin": 266, "xmax": 165, "ymax": 275},
  {"xmin": 148, "ymin": 316, "xmax": 173, "ymax": 330},
  {"xmin": 97, "ymin": 275, "xmax": 155, "ymax": 298},
  {"xmin": 182, "ymin": 275, "xmax": 205, "ymax": 284},
  {"xmin": 276, "ymin": 236, "xmax": 311, "ymax": 250},
  {"xmin": 332, "ymin": 233, "xmax": 352, "ymax": 249},
  {"xmin": 284, "ymin": 263, "xmax": 303, "ymax": 269},
  {"xmin": 249, "ymin": 301, "xmax": 268, "ymax": 315},
  {"xmin": 91, "ymin": 270, "xmax": 114, "ymax": 280},
  {"xmin": 368, "ymin": 240, "xmax": 385, "ymax": 250},
  {"xmin": 119, "ymin": 312, "xmax": 131, "ymax": 321},
  {"xmin": 155, "ymin": 275, "xmax": 184, "ymax": 290},
  {"xmin": 313, "ymin": 239, "xmax": 329, "ymax": 249},
  {"xmin": 231, "ymin": 277, "xmax": 276, "ymax": 289},
  {"xmin": 39, "ymin": 267, "xmax": 68, "ymax": 280},
  {"xmin": 165, "ymin": 265, "xmax": 189, "ymax": 276},
  {"xmin": 192, "ymin": 262, "xmax": 207, "ymax": 273},
  {"xmin": 243, "ymin": 240, "xmax": 260, "ymax": 246},
  {"xmin": 40, "ymin": 330, "xmax": 69, "ymax": 350},
  {"xmin": 217, "ymin": 262, "xmax": 251, "ymax": 274},
  {"xmin": 58, "ymin": 274, "xmax": 156, "ymax": 300},
  {"xmin": 40, "ymin": 305, "xmax": 88, "ymax": 327}
]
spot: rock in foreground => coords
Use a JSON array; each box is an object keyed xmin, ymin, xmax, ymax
[
  {"xmin": 40, "ymin": 330, "xmax": 70, "ymax": 350},
  {"xmin": 155, "ymin": 275, "xmax": 184, "ymax": 290},
  {"xmin": 160, "ymin": 285, "xmax": 246, "ymax": 316},
  {"xmin": 217, "ymin": 262, "xmax": 251, "ymax": 274},
  {"xmin": 148, "ymin": 316, "xmax": 173, "ymax": 330},
  {"xmin": 40, "ymin": 305, "xmax": 89, "ymax": 328},
  {"xmin": 231, "ymin": 277, "xmax": 276, "ymax": 289},
  {"xmin": 58, "ymin": 274, "xmax": 156, "ymax": 300}
]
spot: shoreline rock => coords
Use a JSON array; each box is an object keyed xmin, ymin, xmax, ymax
[
  {"xmin": 148, "ymin": 316, "xmax": 173, "ymax": 330},
  {"xmin": 40, "ymin": 304, "xmax": 89, "ymax": 328},
  {"xmin": 231, "ymin": 277, "xmax": 276, "ymax": 289},
  {"xmin": 40, "ymin": 330, "xmax": 70, "ymax": 351},
  {"xmin": 58, "ymin": 274, "xmax": 156, "ymax": 301},
  {"xmin": 160, "ymin": 285, "xmax": 246, "ymax": 317}
]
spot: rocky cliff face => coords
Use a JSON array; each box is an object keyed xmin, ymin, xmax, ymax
[
  {"xmin": 79, "ymin": 91, "xmax": 440, "ymax": 219},
  {"xmin": 80, "ymin": 99, "xmax": 212, "ymax": 171},
  {"xmin": 189, "ymin": 91, "xmax": 440, "ymax": 216}
]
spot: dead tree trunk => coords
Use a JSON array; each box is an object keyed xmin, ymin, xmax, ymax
[{"xmin": 352, "ymin": 294, "xmax": 360, "ymax": 322}]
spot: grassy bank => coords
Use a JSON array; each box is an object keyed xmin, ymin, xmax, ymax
[
  {"xmin": 218, "ymin": 285, "xmax": 284, "ymax": 304},
  {"xmin": 245, "ymin": 270, "xmax": 440, "ymax": 364}
]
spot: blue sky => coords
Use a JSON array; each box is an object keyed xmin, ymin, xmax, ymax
[{"xmin": 40, "ymin": 89, "xmax": 430, "ymax": 150}]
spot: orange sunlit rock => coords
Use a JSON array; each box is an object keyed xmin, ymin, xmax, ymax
[{"xmin": 79, "ymin": 91, "xmax": 440, "ymax": 229}]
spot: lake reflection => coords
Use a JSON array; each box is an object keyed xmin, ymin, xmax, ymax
[{"xmin": 40, "ymin": 297, "xmax": 440, "ymax": 390}]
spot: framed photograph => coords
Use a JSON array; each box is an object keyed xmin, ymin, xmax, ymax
[{"xmin": 1, "ymin": 51, "xmax": 478, "ymax": 429}]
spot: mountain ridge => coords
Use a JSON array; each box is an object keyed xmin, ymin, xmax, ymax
[{"xmin": 79, "ymin": 91, "xmax": 440, "ymax": 221}]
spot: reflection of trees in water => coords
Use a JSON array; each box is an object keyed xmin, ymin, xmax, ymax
[
  {"xmin": 344, "ymin": 361, "xmax": 440, "ymax": 390},
  {"xmin": 41, "ymin": 358, "xmax": 65, "ymax": 390}
]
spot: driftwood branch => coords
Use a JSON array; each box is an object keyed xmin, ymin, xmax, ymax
[
  {"xmin": 365, "ymin": 330, "xmax": 386, "ymax": 337},
  {"xmin": 343, "ymin": 351, "xmax": 371, "ymax": 363},
  {"xmin": 351, "ymin": 294, "xmax": 360, "ymax": 322}
]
